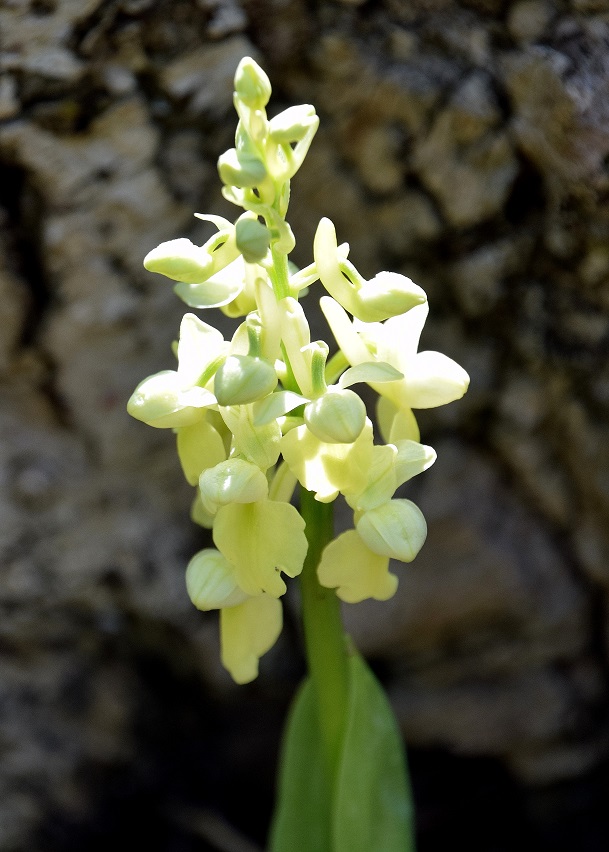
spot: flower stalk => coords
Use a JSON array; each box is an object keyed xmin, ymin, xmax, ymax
[{"xmin": 299, "ymin": 489, "xmax": 349, "ymax": 784}]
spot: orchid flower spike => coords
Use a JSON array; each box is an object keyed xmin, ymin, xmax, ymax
[{"xmin": 128, "ymin": 55, "xmax": 470, "ymax": 683}]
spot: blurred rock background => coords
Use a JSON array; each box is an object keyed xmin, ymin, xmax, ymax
[{"xmin": 1, "ymin": 0, "xmax": 609, "ymax": 849}]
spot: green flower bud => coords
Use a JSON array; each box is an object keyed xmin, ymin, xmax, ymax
[
  {"xmin": 186, "ymin": 548, "xmax": 247, "ymax": 611},
  {"xmin": 214, "ymin": 355, "xmax": 278, "ymax": 406},
  {"xmin": 354, "ymin": 272, "xmax": 427, "ymax": 323},
  {"xmin": 236, "ymin": 216, "xmax": 271, "ymax": 263},
  {"xmin": 269, "ymin": 104, "xmax": 319, "ymax": 143},
  {"xmin": 356, "ymin": 498, "xmax": 427, "ymax": 562},
  {"xmin": 218, "ymin": 148, "xmax": 267, "ymax": 188},
  {"xmin": 304, "ymin": 387, "xmax": 367, "ymax": 444},
  {"xmin": 144, "ymin": 238, "xmax": 213, "ymax": 284},
  {"xmin": 199, "ymin": 459, "xmax": 269, "ymax": 514},
  {"xmin": 234, "ymin": 57, "xmax": 272, "ymax": 109}
]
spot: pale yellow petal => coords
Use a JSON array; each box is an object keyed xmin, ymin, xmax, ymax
[
  {"xmin": 268, "ymin": 461, "xmax": 298, "ymax": 503},
  {"xmin": 388, "ymin": 407, "xmax": 420, "ymax": 443},
  {"xmin": 213, "ymin": 500, "xmax": 307, "ymax": 597},
  {"xmin": 280, "ymin": 422, "xmax": 372, "ymax": 503},
  {"xmin": 127, "ymin": 371, "xmax": 214, "ymax": 429},
  {"xmin": 314, "ymin": 219, "xmax": 359, "ymax": 313},
  {"xmin": 177, "ymin": 313, "xmax": 227, "ymax": 386},
  {"xmin": 220, "ymin": 595, "xmax": 282, "ymax": 683},
  {"xmin": 220, "ymin": 405, "xmax": 281, "ymax": 470},
  {"xmin": 394, "ymin": 440, "xmax": 436, "ymax": 486},
  {"xmin": 318, "ymin": 530, "xmax": 398, "ymax": 603},
  {"xmin": 320, "ymin": 296, "xmax": 371, "ymax": 367},
  {"xmin": 380, "ymin": 302, "xmax": 429, "ymax": 366},
  {"xmin": 177, "ymin": 420, "xmax": 227, "ymax": 485},
  {"xmin": 403, "ymin": 351, "xmax": 470, "ymax": 409},
  {"xmin": 191, "ymin": 492, "xmax": 214, "ymax": 528},
  {"xmin": 344, "ymin": 444, "xmax": 397, "ymax": 512}
]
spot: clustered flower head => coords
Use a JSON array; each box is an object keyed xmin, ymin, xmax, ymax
[{"xmin": 128, "ymin": 57, "xmax": 469, "ymax": 684}]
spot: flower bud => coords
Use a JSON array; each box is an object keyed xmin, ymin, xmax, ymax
[
  {"xmin": 234, "ymin": 57, "xmax": 272, "ymax": 109},
  {"xmin": 218, "ymin": 148, "xmax": 267, "ymax": 188},
  {"xmin": 127, "ymin": 371, "xmax": 214, "ymax": 428},
  {"xmin": 269, "ymin": 105, "xmax": 318, "ymax": 143},
  {"xmin": 214, "ymin": 355, "xmax": 277, "ymax": 406},
  {"xmin": 199, "ymin": 459, "xmax": 268, "ymax": 514},
  {"xmin": 144, "ymin": 238, "xmax": 213, "ymax": 284},
  {"xmin": 354, "ymin": 271, "xmax": 427, "ymax": 323},
  {"xmin": 236, "ymin": 216, "xmax": 271, "ymax": 263},
  {"xmin": 356, "ymin": 499, "xmax": 427, "ymax": 562},
  {"xmin": 186, "ymin": 549, "xmax": 248, "ymax": 611},
  {"xmin": 304, "ymin": 387, "xmax": 366, "ymax": 444}
]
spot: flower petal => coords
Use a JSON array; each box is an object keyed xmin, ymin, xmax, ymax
[
  {"xmin": 177, "ymin": 419, "xmax": 227, "ymax": 485},
  {"xmin": 403, "ymin": 351, "xmax": 470, "ymax": 409},
  {"xmin": 394, "ymin": 440, "xmax": 436, "ymax": 486},
  {"xmin": 253, "ymin": 390, "xmax": 308, "ymax": 426},
  {"xmin": 213, "ymin": 500, "xmax": 308, "ymax": 597},
  {"xmin": 177, "ymin": 313, "xmax": 228, "ymax": 386},
  {"xmin": 127, "ymin": 370, "xmax": 214, "ymax": 428},
  {"xmin": 344, "ymin": 444, "xmax": 397, "ymax": 512},
  {"xmin": 380, "ymin": 302, "xmax": 429, "ymax": 366},
  {"xmin": 174, "ymin": 257, "xmax": 245, "ymax": 309},
  {"xmin": 354, "ymin": 272, "xmax": 427, "ymax": 323},
  {"xmin": 220, "ymin": 595, "xmax": 282, "ymax": 684},
  {"xmin": 376, "ymin": 397, "xmax": 420, "ymax": 443},
  {"xmin": 268, "ymin": 461, "xmax": 298, "ymax": 503},
  {"xmin": 320, "ymin": 297, "xmax": 371, "ymax": 367},
  {"xmin": 191, "ymin": 491, "xmax": 214, "ymax": 528},
  {"xmin": 314, "ymin": 219, "xmax": 359, "ymax": 313},
  {"xmin": 280, "ymin": 421, "xmax": 372, "ymax": 503},
  {"xmin": 388, "ymin": 407, "xmax": 420, "ymax": 443},
  {"xmin": 220, "ymin": 405, "xmax": 281, "ymax": 470},
  {"xmin": 318, "ymin": 530, "xmax": 398, "ymax": 603},
  {"xmin": 338, "ymin": 362, "xmax": 403, "ymax": 388}
]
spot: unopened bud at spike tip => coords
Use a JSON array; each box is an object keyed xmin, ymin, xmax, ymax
[{"xmin": 234, "ymin": 57, "xmax": 272, "ymax": 109}]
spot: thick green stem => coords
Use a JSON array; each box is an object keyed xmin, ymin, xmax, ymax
[{"xmin": 299, "ymin": 488, "xmax": 350, "ymax": 783}]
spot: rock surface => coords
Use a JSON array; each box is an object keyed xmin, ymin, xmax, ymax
[{"xmin": 1, "ymin": 0, "xmax": 609, "ymax": 848}]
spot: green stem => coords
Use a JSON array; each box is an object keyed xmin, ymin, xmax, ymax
[{"xmin": 299, "ymin": 488, "xmax": 350, "ymax": 783}]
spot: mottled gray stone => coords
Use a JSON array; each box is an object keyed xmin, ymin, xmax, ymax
[
  {"xmin": 412, "ymin": 80, "xmax": 518, "ymax": 227},
  {"xmin": 160, "ymin": 37, "xmax": 259, "ymax": 114},
  {"xmin": 1, "ymin": 0, "xmax": 609, "ymax": 843},
  {"xmin": 504, "ymin": 26, "xmax": 609, "ymax": 189}
]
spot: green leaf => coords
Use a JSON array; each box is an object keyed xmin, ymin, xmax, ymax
[
  {"xmin": 269, "ymin": 677, "xmax": 332, "ymax": 852},
  {"xmin": 333, "ymin": 655, "xmax": 415, "ymax": 852},
  {"xmin": 270, "ymin": 656, "xmax": 416, "ymax": 852},
  {"xmin": 338, "ymin": 362, "xmax": 403, "ymax": 388}
]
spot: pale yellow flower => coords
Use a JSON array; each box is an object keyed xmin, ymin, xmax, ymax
[
  {"xmin": 321, "ymin": 297, "xmax": 470, "ymax": 441},
  {"xmin": 127, "ymin": 313, "xmax": 227, "ymax": 428},
  {"xmin": 185, "ymin": 547, "xmax": 282, "ymax": 683}
]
